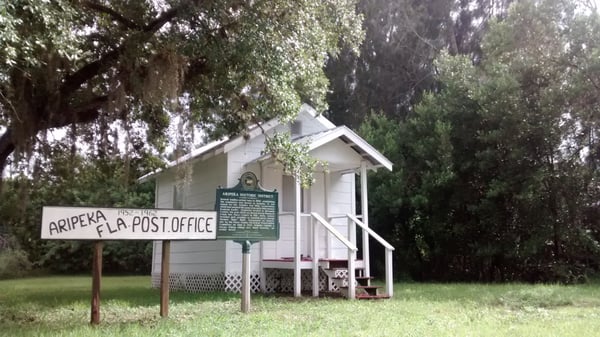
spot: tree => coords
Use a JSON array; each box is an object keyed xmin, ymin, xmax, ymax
[
  {"xmin": 0, "ymin": 0, "xmax": 362, "ymax": 181},
  {"xmin": 0, "ymin": 145, "xmax": 155, "ymax": 273},
  {"xmin": 325, "ymin": 0, "xmax": 513, "ymax": 129},
  {"xmin": 362, "ymin": 0, "xmax": 600, "ymax": 282},
  {"xmin": 447, "ymin": 0, "xmax": 514, "ymax": 59},
  {"xmin": 326, "ymin": 0, "xmax": 449, "ymax": 128}
]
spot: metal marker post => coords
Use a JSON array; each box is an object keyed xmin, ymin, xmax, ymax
[
  {"xmin": 216, "ymin": 172, "xmax": 279, "ymax": 313},
  {"xmin": 239, "ymin": 240, "xmax": 253, "ymax": 313}
]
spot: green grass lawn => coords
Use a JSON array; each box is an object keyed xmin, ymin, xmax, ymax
[{"xmin": 1, "ymin": 276, "xmax": 600, "ymax": 336}]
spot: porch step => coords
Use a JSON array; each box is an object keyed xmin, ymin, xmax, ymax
[
  {"xmin": 326, "ymin": 260, "xmax": 351, "ymax": 269},
  {"xmin": 322, "ymin": 266, "xmax": 365, "ymax": 282},
  {"xmin": 342, "ymin": 285, "xmax": 382, "ymax": 294},
  {"xmin": 356, "ymin": 294, "xmax": 391, "ymax": 300},
  {"xmin": 332, "ymin": 276, "xmax": 373, "ymax": 280},
  {"xmin": 340, "ymin": 285, "xmax": 384, "ymax": 298},
  {"xmin": 331, "ymin": 276, "xmax": 372, "ymax": 287}
]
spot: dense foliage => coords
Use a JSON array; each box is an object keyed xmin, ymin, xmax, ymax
[
  {"xmin": 3, "ymin": 0, "xmax": 599, "ymax": 284},
  {"xmin": 361, "ymin": 0, "xmax": 600, "ymax": 282},
  {"xmin": 0, "ymin": 0, "xmax": 362, "ymax": 187},
  {"xmin": 0, "ymin": 146, "xmax": 155, "ymax": 274},
  {"xmin": 0, "ymin": 0, "xmax": 363, "ymax": 275},
  {"xmin": 325, "ymin": 0, "xmax": 513, "ymax": 128}
]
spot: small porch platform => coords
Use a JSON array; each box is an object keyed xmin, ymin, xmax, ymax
[
  {"xmin": 261, "ymin": 258, "xmax": 367, "ymax": 296},
  {"xmin": 262, "ymin": 258, "xmax": 365, "ymax": 270}
]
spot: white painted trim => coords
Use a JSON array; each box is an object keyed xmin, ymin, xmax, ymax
[
  {"xmin": 294, "ymin": 178, "xmax": 302, "ymax": 297},
  {"xmin": 259, "ymin": 161, "xmax": 266, "ymax": 293},
  {"xmin": 249, "ymin": 126, "xmax": 393, "ymax": 174},
  {"xmin": 304, "ymin": 126, "xmax": 393, "ymax": 171},
  {"xmin": 223, "ymin": 118, "xmax": 280, "ymax": 153},
  {"xmin": 386, "ymin": 249, "xmax": 394, "ymax": 297},
  {"xmin": 312, "ymin": 217, "xmax": 319, "ymax": 297},
  {"xmin": 361, "ymin": 161, "xmax": 370, "ymax": 279},
  {"xmin": 310, "ymin": 213, "xmax": 357, "ymax": 251},
  {"xmin": 138, "ymin": 138, "xmax": 228, "ymax": 182},
  {"xmin": 346, "ymin": 214, "xmax": 395, "ymax": 251},
  {"xmin": 347, "ymin": 216, "xmax": 356, "ymax": 300},
  {"xmin": 347, "ymin": 213, "xmax": 395, "ymax": 297},
  {"xmin": 324, "ymin": 171, "xmax": 331, "ymax": 259},
  {"xmin": 300, "ymin": 103, "xmax": 336, "ymax": 129},
  {"xmin": 139, "ymin": 104, "xmax": 342, "ymax": 182}
]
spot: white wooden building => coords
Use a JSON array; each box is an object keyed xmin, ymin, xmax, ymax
[{"xmin": 141, "ymin": 104, "xmax": 395, "ymax": 299}]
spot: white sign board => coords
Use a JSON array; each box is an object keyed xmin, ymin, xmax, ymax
[{"xmin": 41, "ymin": 206, "xmax": 217, "ymax": 240}]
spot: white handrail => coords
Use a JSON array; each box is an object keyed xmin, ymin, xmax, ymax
[
  {"xmin": 347, "ymin": 213, "xmax": 395, "ymax": 297},
  {"xmin": 311, "ymin": 212, "xmax": 358, "ymax": 252},
  {"xmin": 346, "ymin": 214, "xmax": 395, "ymax": 251},
  {"xmin": 311, "ymin": 212, "xmax": 357, "ymax": 299}
]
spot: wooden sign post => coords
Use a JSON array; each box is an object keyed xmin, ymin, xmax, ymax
[
  {"xmin": 216, "ymin": 172, "xmax": 279, "ymax": 313},
  {"xmin": 41, "ymin": 207, "xmax": 217, "ymax": 323},
  {"xmin": 160, "ymin": 240, "xmax": 171, "ymax": 317},
  {"xmin": 91, "ymin": 241, "xmax": 102, "ymax": 324}
]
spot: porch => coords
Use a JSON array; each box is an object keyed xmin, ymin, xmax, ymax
[
  {"xmin": 258, "ymin": 209, "xmax": 394, "ymax": 299},
  {"xmin": 253, "ymin": 126, "xmax": 395, "ymax": 299}
]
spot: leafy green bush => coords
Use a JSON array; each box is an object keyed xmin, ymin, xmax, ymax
[
  {"xmin": 0, "ymin": 152, "xmax": 156, "ymax": 275},
  {"xmin": 0, "ymin": 249, "xmax": 32, "ymax": 279}
]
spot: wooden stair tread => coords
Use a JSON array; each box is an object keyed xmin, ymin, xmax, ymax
[
  {"xmin": 325, "ymin": 267, "xmax": 364, "ymax": 271},
  {"xmin": 331, "ymin": 276, "xmax": 373, "ymax": 280},
  {"xmin": 356, "ymin": 294, "xmax": 390, "ymax": 300},
  {"xmin": 340, "ymin": 285, "xmax": 382, "ymax": 289}
]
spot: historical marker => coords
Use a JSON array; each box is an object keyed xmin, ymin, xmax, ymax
[
  {"xmin": 215, "ymin": 173, "xmax": 279, "ymax": 241},
  {"xmin": 215, "ymin": 171, "xmax": 279, "ymax": 313}
]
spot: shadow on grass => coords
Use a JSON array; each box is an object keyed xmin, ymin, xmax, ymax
[
  {"xmin": 0, "ymin": 275, "xmax": 239, "ymax": 309},
  {"xmin": 5, "ymin": 275, "xmax": 600, "ymax": 312},
  {"xmin": 14, "ymin": 288, "xmax": 240, "ymax": 308}
]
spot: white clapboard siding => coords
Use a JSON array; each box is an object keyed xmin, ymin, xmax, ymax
[
  {"xmin": 151, "ymin": 172, "xmax": 176, "ymax": 275},
  {"xmin": 327, "ymin": 172, "xmax": 354, "ymax": 259},
  {"xmin": 152, "ymin": 155, "xmax": 227, "ymax": 276},
  {"xmin": 225, "ymin": 132, "xmax": 270, "ymax": 275},
  {"xmin": 186, "ymin": 154, "xmax": 227, "ymax": 210},
  {"xmin": 309, "ymin": 172, "xmax": 328, "ymax": 258},
  {"xmin": 155, "ymin": 173, "xmax": 176, "ymax": 208},
  {"xmin": 149, "ymin": 103, "xmax": 389, "ymax": 284},
  {"xmin": 259, "ymin": 166, "xmax": 283, "ymax": 260}
]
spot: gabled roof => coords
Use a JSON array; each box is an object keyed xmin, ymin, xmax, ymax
[
  {"xmin": 294, "ymin": 126, "xmax": 393, "ymax": 171},
  {"xmin": 140, "ymin": 104, "xmax": 327, "ymax": 182},
  {"xmin": 139, "ymin": 104, "xmax": 392, "ymax": 182}
]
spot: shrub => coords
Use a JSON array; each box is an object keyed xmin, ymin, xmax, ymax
[{"xmin": 0, "ymin": 249, "xmax": 32, "ymax": 279}]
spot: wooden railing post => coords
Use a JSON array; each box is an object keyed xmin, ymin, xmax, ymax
[
  {"xmin": 385, "ymin": 248, "xmax": 393, "ymax": 297},
  {"xmin": 346, "ymin": 213, "xmax": 395, "ymax": 298},
  {"xmin": 360, "ymin": 161, "xmax": 370, "ymax": 279},
  {"xmin": 294, "ymin": 179, "xmax": 302, "ymax": 297},
  {"xmin": 312, "ymin": 216, "xmax": 319, "ymax": 297},
  {"xmin": 311, "ymin": 212, "xmax": 358, "ymax": 299},
  {"xmin": 347, "ymin": 217, "xmax": 356, "ymax": 300}
]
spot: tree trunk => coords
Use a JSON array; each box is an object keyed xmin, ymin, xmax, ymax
[{"xmin": 0, "ymin": 129, "xmax": 15, "ymax": 189}]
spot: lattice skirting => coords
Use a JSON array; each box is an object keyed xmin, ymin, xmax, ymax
[
  {"xmin": 151, "ymin": 272, "xmax": 261, "ymax": 293},
  {"xmin": 263, "ymin": 269, "xmax": 329, "ymax": 293},
  {"xmin": 151, "ymin": 269, "xmax": 337, "ymax": 294},
  {"xmin": 329, "ymin": 269, "xmax": 348, "ymax": 291}
]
